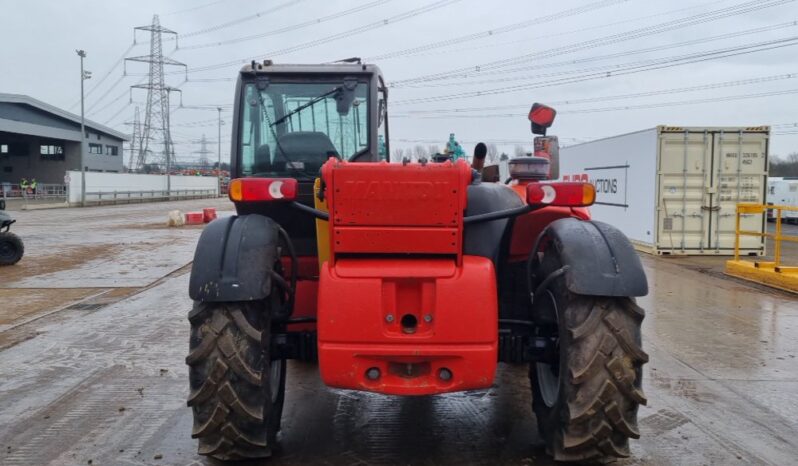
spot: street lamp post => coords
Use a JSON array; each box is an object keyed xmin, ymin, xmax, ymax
[
  {"xmin": 217, "ymin": 107, "xmax": 222, "ymax": 197},
  {"xmin": 76, "ymin": 50, "xmax": 90, "ymax": 206}
]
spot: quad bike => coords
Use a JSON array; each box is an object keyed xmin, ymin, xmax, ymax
[
  {"xmin": 0, "ymin": 199, "xmax": 24, "ymax": 266},
  {"xmin": 186, "ymin": 60, "xmax": 648, "ymax": 462}
]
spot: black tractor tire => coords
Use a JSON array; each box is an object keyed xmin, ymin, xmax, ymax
[
  {"xmin": 0, "ymin": 232, "xmax": 24, "ymax": 266},
  {"xmin": 186, "ymin": 300, "xmax": 286, "ymax": 461},
  {"xmin": 530, "ymin": 249, "xmax": 648, "ymax": 462}
]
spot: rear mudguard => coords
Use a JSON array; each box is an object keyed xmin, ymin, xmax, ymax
[
  {"xmin": 189, "ymin": 214, "xmax": 279, "ymax": 302},
  {"xmin": 540, "ymin": 218, "xmax": 648, "ymax": 297}
]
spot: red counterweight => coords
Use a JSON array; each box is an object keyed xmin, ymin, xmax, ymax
[
  {"xmin": 318, "ymin": 257, "xmax": 498, "ymax": 395},
  {"xmin": 317, "ymin": 159, "xmax": 497, "ymax": 395}
]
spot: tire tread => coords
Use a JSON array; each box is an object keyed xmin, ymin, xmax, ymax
[
  {"xmin": 531, "ymin": 261, "xmax": 648, "ymax": 464},
  {"xmin": 187, "ymin": 301, "xmax": 282, "ymax": 461}
]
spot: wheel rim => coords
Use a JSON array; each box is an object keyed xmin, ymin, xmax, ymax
[
  {"xmin": 269, "ymin": 360, "xmax": 283, "ymax": 404},
  {"xmin": 0, "ymin": 240, "xmax": 15, "ymax": 261},
  {"xmin": 535, "ymin": 289, "xmax": 560, "ymax": 408}
]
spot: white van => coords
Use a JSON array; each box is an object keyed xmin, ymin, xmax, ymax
[{"xmin": 768, "ymin": 177, "xmax": 798, "ymax": 223}]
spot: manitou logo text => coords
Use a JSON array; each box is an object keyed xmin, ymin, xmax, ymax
[{"xmin": 339, "ymin": 180, "xmax": 452, "ymax": 201}]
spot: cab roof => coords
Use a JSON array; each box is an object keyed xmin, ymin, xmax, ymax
[{"xmin": 239, "ymin": 61, "xmax": 382, "ymax": 76}]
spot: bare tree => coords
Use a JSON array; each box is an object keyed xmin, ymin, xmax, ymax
[
  {"xmin": 392, "ymin": 147, "xmax": 405, "ymax": 161},
  {"xmin": 770, "ymin": 152, "xmax": 798, "ymax": 177},
  {"xmin": 414, "ymin": 145, "xmax": 428, "ymax": 160},
  {"xmin": 514, "ymin": 145, "xmax": 528, "ymax": 157},
  {"xmin": 428, "ymin": 145, "xmax": 440, "ymax": 156},
  {"xmin": 486, "ymin": 143, "xmax": 499, "ymax": 164}
]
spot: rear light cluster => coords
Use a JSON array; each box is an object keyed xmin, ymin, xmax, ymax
[
  {"xmin": 527, "ymin": 182, "xmax": 595, "ymax": 207},
  {"xmin": 228, "ymin": 178, "xmax": 298, "ymax": 202}
]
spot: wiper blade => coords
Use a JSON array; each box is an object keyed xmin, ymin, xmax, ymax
[{"xmin": 270, "ymin": 86, "xmax": 341, "ymax": 127}]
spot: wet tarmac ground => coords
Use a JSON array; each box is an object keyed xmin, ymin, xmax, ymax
[{"xmin": 1, "ymin": 200, "xmax": 797, "ymax": 465}]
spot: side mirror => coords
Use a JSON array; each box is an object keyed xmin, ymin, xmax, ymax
[
  {"xmin": 336, "ymin": 78, "xmax": 359, "ymax": 115},
  {"xmin": 528, "ymin": 103, "xmax": 556, "ymax": 136}
]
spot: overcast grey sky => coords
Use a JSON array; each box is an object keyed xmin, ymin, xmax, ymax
[{"xmin": 1, "ymin": 0, "xmax": 796, "ymax": 164}]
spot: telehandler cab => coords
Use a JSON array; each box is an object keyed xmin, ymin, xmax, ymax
[{"xmin": 187, "ymin": 60, "xmax": 648, "ymax": 462}]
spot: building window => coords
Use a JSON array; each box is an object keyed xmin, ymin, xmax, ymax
[
  {"xmin": 89, "ymin": 143, "xmax": 103, "ymax": 154},
  {"xmin": 0, "ymin": 142, "xmax": 26, "ymax": 156},
  {"xmin": 40, "ymin": 144, "xmax": 65, "ymax": 160},
  {"xmin": 105, "ymin": 145, "xmax": 119, "ymax": 156}
]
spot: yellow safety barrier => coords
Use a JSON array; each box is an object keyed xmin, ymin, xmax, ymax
[{"xmin": 725, "ymin": 203, "xmax": 798, "ymax": 293}]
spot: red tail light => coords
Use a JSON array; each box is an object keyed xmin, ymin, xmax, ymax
[
  {"xmin": 229, "ymin": 178, "xmax": 298, "ymax": 202},
  {"xmin": 527, "ymin": 182, "xmax": 595, "ymax": 207}
]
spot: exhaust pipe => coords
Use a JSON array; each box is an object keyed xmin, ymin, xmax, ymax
[{"xmin": 472, "ymin": 142, "xmax": 487, "ymax": 172}]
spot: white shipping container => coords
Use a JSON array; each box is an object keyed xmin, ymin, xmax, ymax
[{"xmin": 558, "ymin": 126, "xmax": 769, "ymax": 255}]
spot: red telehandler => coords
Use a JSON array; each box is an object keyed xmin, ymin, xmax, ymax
[{"xmin": 187, "ymin": 61, "xmax": 648, "ymax": 462}]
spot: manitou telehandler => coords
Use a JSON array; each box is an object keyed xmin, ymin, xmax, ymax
[{"xmin": 186, "ymin": 60, "xmax": 648, "ymax": 463}]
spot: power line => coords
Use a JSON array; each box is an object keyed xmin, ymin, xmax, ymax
[
  {"xmin": 393, "ymin": 73, "xmax": 798, "ymax": 116},
  {"xmin": 163, "ymin": 0, "xmax": 231, "ymax": 16},
  {"xmin": 69, "ymin": 43, "xmax": 136, "ymax": 110},
  {"xmin": 365, "ymin": 0, "xmax": 630, "ymax": 61},
  {"xmin": 394, "ymin": 88, "xmax": 798, "ymax": 119},
  {"xmin": 170, "ymin": 0, "xmax": 464, "ymax": 75},
  {"xmin": 85, "ymin": 74, "xmax": 128, "ymax": 114},
  {"xmin": 174, "ymin": 0, "xmax": 304, "ymax": 39},
  {"xmin": 556, "ymin": 88, "xmax": 798, "ymax": 115},
  {"xmin": 396, "ymin": 21, "xmax": 798, "ymax": 88},
  {"xmin": 373, "ymin": 0, "xmax": 733, "ymax": 62},
  {"xmin": 179, "ymin": 0, "xmax": 395, "ymax": 50},
  {"xmin": 391, "ymin": 0, "xmax": 795, "ymax": 86},
  {"xmin": 91, "ymin": 89, "xmax": 130, "ymax": 118},
  {"xmin": 170, "ymin": 118, "xmax": 222, "ymax": 127},
  {"xmin": 103, "ymin": 101, "xmax": 132, "ymax": 126},
  {"xmin": 391, "ymin": 36, "xmax": 798, "ymax": 104}
]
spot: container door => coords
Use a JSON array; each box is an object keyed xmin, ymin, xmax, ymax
[
  {"xmin": 657, "ymin": 131, "xmax": 712, "ymax": 252},
  {"xmin": 709, "ymin": 131, "xmax": 768, "ymax": 252}
]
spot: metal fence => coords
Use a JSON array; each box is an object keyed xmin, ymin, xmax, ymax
[
  {"xmin": 83, "ymin": 188, "xmax": 217, "ymax": 205},
  {"xmin": 725, "ymin": 203, "xmax": 798, "ymax": 293},
  {"xmin": 1, "ymin": 183, "xmax": 67, "ymax": 200}
]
